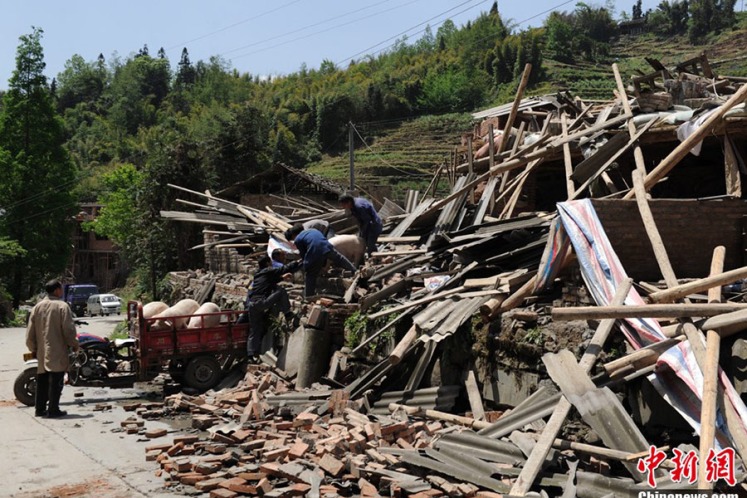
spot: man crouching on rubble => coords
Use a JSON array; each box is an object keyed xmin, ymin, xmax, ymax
[
  {"xmin": 244, "ymin": 255, "xmax": 301, "ymax": 363},
  {"xmin": 284, "ymin": 223, "xmax": 356, "ymax": 299}
]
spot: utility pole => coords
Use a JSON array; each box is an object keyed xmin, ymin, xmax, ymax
[{"xmin": 348, "ymin": 122, "xmax": 355, "ymax": 193}]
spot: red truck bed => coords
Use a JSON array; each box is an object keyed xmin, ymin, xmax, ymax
[{"xmin": 127, "ymin": 301, "xmax": 249, "ymax": 378}]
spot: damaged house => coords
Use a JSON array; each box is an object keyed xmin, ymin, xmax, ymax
[{"xmin": 138, "ymin": 53, "xmax": 747, "ymax": 496}]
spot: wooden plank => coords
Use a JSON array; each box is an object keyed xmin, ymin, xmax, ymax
[
  {"xmin": 603, "ymin": 335, "xmax": 685, "ymax": 379},
  {"xmin": 552, "ymin": 303, "xmax": 747, "ymax": 320},
  {"xmin": 646, "ymin": 265, "xmax": 747, "ymax": 303},
  {"xmin": 378, "ymin": 236, "xmax": 421, "ymax": 243},
  {"xmin": 570, "ymin": 131, "xmax": 630, "ymax": 184},
  {"xmin": 369, "ymin": 249, "xmax": 427, "ymax": 258},
  {"xmin": 700, "ymin": 308, "xmax": 747, "ymax": 337},
  {"xmin": 624, "ymin": 82, "xmax": 747, "ymax": 198},
  {"xmin": 359, "ymin": 278, "xmax": 408, "ymax": 312},
  {"xmin": 472, "ymin": 176, "xmax": 499, "ymax": 226},
  {"xmin": 465, "ymin": 370, "xmax": 485, "ymax": 421},
  {"xmin": 699, "ymin": 246, "xmax": 725, "ymax": 490}
]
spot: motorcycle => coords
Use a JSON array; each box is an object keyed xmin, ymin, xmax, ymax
[{"xmin": 14, "ymin": 320, "xmax": 138, "ymax": 407}]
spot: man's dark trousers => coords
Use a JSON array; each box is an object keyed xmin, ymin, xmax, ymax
[
  {"xmin": 246, "ymin": 288, "xmax": 291, "ymax": 356},
  {"xmin": 36, "ymin": 371, "xmax": 65, "ymax": 415}
]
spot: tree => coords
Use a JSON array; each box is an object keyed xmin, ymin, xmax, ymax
[
  {"xmin": 633, "ymin": 0, "xmax": 643, "ymax": 19},
  {"xmin": 689, "ymin": 0, "xmax": 714, "ymax": 40},
  {"xmin": 545, "ymin": 12, "xmax": 575, "ymax": 62},
  {"xmin": 55, "ymin": 54, "xmax": 108, "ymax": 112},
  {"xmin": 0, "ymin": 28, "xmax": 77, "ymax": 305},
  {"xmin": 176, "ymin": 48, "xmax": 196, "ymax": 87}
]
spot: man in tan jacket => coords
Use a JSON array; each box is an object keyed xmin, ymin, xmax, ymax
[{"xmin": 26, "ymin": 280, "xmax": 79, "ymax": 418}]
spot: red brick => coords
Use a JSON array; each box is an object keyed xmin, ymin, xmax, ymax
[
  {"xmin": 319, "ymin": 453, "xmax": 345, "ymax": 477},
  {"xmin": 195, "ymin": 477, "xmax": 226, "ymax": 492},
  {"xmin": 179, "ymin": 472, "xmax": 209, "ymax": 485},
  {"xmin": 210, "ymin": 488, "xmax": 238, "ymax": 498}
]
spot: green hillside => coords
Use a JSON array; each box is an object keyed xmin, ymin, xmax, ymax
[
  {"xmin": 307, "ymin": 113, "xmax": 472, "ymax": 199},
  {"xmin": 307, "ymin": 12, "xmax": 747, "ymax": 199}
]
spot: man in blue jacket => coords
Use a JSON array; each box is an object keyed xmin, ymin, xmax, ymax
[
  {"xmin": 285, "ymin": 224, "xmax": 356, "ymax": 298},
  {"xmin": 339, "ymin": 194, "xmax": 382, "ymax": 255}
]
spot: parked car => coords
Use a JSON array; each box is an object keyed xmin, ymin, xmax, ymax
[
  {"xmin": 86, "ymin": 294, "xmax": 122, "ymax": 316},
  {"xmin": 63, "ymin": 284, "xmax": 99, "ymax": 317}
]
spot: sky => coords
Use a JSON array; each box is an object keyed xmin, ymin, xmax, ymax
[{"xmin": 0, "ymin": 0, "xmax": 646, "ymax": 89}]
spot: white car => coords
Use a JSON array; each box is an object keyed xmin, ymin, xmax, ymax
[{"xmin": 86, "ymin": 294, "xmax": 122, "ymax": 316}]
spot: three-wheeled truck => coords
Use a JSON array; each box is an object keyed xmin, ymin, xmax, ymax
[{"xmin": 14, "ymin": 301, "xmax": 250, "ymax": 406}]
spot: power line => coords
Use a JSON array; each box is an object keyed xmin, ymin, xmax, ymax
[
  {"xmin": 221, "ymin": 0, "xmax": 397, "ymax": 57},
  {"xmin": 336, "ymin": 0, "xmax": 487, "ymax": 66},
  {"xmin": 165, "ymin": 0, "xmax": 303, "ymax": 51},
  {"xmin": 228, "ymin": 0, "xmax": 424, "ymax": 62},
  {"xmin": 513, "ymin": 0, "xmax": 576, "ymax": 27}
]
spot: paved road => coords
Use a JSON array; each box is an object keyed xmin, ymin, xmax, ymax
[{"xmin": 0, "ymin": 315, "xmax": 173, "ymax": 497}]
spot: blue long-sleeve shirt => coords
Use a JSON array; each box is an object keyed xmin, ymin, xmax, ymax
[
  {"xmin": 294, "ymin": 229, "xmax": 333, "ymax": 270},
  {"xmin": 350, "ymin": 197, "xmax": 381, "ymax": 230}
]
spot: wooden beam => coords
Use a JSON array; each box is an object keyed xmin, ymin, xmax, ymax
[
  {"xmin": 561, "ymin": 114, "xmax": 575, "ymax": 199},
  {"xmin": 388, "ymin": 403, "xmax": 492, "ymax": 431},
  {"xmin": 699, "ymin": 246, "xmax": 725, "ymax": 490},
  {"xmin": 465, "ymin": 370, "xmax": 485, "ymax": 421},
  {"xmin": 613, "ymin": 63, "xmax": 648, "ymax": 178},
  {"xmin": 603, "ymin": 335, "xmax": 685, "ymax": 380},
  {"xmin": 646, "ymin": 265, "xmax": 747, "ymax": 303},
  {"xmin": 388, "ymin": 325, "xmax": 418, "ymax": 365},
  {"xmin": 623, "ymin": 83, "xmax": 747, "ymax": 199},
  {"xmin": 552, "ymin": 303, "xmax": 747, "ymax": 320},
  {"xmin": 632, "ymin": 169, "xmax": 679, "ymax": 287},
  {"xmin": 498, "ymin": 63, "xmax": 532, "ymax": 155}
]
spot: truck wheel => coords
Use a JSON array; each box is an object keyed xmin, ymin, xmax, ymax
[
  {"xmin": 184, "ymin": 356, "xmax": 222, "ymax": 391},
  {"xmin": 14, "ymin": 368, "xmax": 37, "ymax": 407}
]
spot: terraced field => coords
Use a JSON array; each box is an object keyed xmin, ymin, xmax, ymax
[{"xmin": 307, "ymin": 113, "xmax": 472, "ymax": 200}]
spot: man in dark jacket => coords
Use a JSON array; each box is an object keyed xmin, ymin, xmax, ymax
[
  {"xmin": 339, "ymin": 194, "xmax": 382, "ymax": 255},
  {"xmin": 285, "ymin": 223, "xmax": 356, "ymax": 298},
  {"xmin": 244, "ymin": 255, "xmax": 301, "ymax": 362},
  {"xmin": 26, "ymin": 279, "xmax": 79, "ymax": 418}
]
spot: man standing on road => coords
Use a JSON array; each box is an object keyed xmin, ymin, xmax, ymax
[
  {"xmin": 339, "ymin": 194, "xmax": 382, "ymax": 256},
  {"xmin": 284, "ymin": 223, "xmax": 356, "ymax": 298},
  {"xmin": 244, "ymin": 255, "xmax": 301, "ymax": 363},
  {"xmin": 26, "ymin": 279, "xmax": 79, "ymax": 418}
]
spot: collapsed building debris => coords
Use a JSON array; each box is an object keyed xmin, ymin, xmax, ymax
[{"xmin": 141, "ymin": 53, "xmax": 747, "ymax": 495}]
